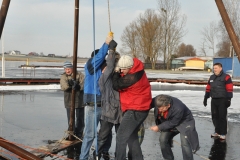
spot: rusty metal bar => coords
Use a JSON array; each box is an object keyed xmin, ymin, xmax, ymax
[
  {"xmin": 69, "ymin": 0, "xmax": 80, "ymax": 141},
  {"xmin": 215, "ymin": 0, "xmax": 240, "ymax": 61},
  {"xmin": 0, "ymin": 137, "xmax": 41, "ymax": 160},
  {"xmin": 0, "ymin": 0, "xmax": 11, "ymax": 39}
]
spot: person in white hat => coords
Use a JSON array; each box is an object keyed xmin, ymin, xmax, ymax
[{"xmin": 112, "ymin": 55, "xmax": 152, "ymax": 160}]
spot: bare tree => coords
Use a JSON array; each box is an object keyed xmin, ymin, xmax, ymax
[
  {"xmin": 199, "ymin": 41, "xmax": 208, "ymax": 56},
  {"xmin": 158, "ymin": 0, "xmax": 187, "ymax": 69},
  {"xmin": 136, "ymin": 9, "xmax": 163, "ymax": 69},
  {"xmin": 121, "ymin": 9, "xmax": 164, "ymax": 69},
  {"xmin": 176, "ymin": 43, "xmax": 196, "ymax": 57},
  {"xmin": 216, "ymin": 41, "xmax": 231, "ymax": 57},
  {"xmin": 200, "ymin": 21, "xmax": 218, "ymax": 56},
  {"xmin": 121, "ymin": 21, "xmax": 139, "ymax": 58}
]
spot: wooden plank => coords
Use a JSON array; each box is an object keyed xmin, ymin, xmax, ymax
[{"xmin": 31, "ymin": 139, "xmax": 81, "ymax": 158}]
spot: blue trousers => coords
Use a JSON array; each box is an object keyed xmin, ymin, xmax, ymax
[{"xmin": 79, "ymin": 106, "xmax": 112, "ymax": 160}]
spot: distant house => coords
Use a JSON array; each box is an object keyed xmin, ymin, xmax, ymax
[
  {"xmin": 9, "ymin": 50, "xmax": 21, "ymax": 55},
  {"xmin": 48, "ymin": 54, "xmax": 55, "ymax": 57},
  {"xmin": 172, "ymin": 56, "xmax": 213, "ymax": 70},
  {"xmin": 185, "ymin": 57, "xmax": 206, "ymax": 70},
  {"xmin": 171, "ymin": 56, "xmax": 191, "ymax": 69},
  {"xmin": 28, "ymin": 52, "xmax": 39, "ymax": 56}
]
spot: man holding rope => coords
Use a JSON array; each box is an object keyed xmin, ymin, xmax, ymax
[{"xmin": 150, "ymin": 94, "xmax": 200, "ymax": 160}]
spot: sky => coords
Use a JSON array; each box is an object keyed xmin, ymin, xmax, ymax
[{"xmin": 0, "ymin": 0, "xmax": 221, "ymax": 57}]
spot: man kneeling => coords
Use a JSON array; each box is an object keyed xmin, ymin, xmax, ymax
[{"xmin": 150, "ymin": 94, "xmax": 200, "ymax": 160}]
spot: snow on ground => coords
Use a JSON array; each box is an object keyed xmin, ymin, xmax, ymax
[{"xmin": 0, "ymin": 84, "xmax": 60, "ymax": 91}]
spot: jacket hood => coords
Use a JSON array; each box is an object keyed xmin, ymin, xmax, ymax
[{"xmin": 128, "ymin": 58, "xmax": 144, "ymax": 74}]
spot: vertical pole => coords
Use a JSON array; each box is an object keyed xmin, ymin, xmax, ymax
[
  {"xmin": 0, "ymin": 0, "xmax": 11, "ymax": 39},
  {"xmin": 1, "ymin": 29, "xmax": 5, "ymax": 77},
  {"xmin": 232, "ymin": 47, "xmax": 234, "ymax": 78},
  {"xmin": 92, "ymin": 0, "xmax": 98, "ymax": 158},
  {"xmin": 215, "ymin": 0, "xmax": 240, "ymax": 61},
  {"xmin": 69, "ymin": 0, "xmax": 79, "ymax": 140}
]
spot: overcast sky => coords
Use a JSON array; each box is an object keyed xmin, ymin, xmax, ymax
[{"xmin": 1, "ymin": 0, "xmax": 221, "ymax": 57}]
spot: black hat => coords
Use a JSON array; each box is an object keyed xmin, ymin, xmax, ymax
[{"xmin": 91, "ymin": 49, "xmax": 100, "ymax": 58}]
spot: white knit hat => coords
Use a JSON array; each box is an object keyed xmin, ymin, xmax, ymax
[{"xmin": 117, "ymin": 55, "xmax": 133, "ymax": 69}]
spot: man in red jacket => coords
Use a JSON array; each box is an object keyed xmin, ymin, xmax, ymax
[{"xmin": 113, "ymin": 55, "xmax": 152, "ymax": 160}]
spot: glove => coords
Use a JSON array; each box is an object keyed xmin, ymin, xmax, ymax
[
  {"xmin": 68, "ymin": 79, "xmax": 79, "ymax": 90},
  {"xmin": 105, "ymin": 35, "xmax": 113, "ymax": 45},
  {"xmin": 68, "ymin": 79, "xmax": 74, "ymax": 86},
  {"xmin": 109, "ymin": 40, "xmax": 118, "ymax": 50},
  {"xmin": 203, "ymin": 97, "xmax": 207, "ymax": 107},
  {"xmin": 226, "ymin": 99, "xmax": 231, "ymax": 108}
]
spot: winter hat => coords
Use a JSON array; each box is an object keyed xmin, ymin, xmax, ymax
[
  {"xmin": 91, "ymin": 49, "xmax": 99, "ymax": 58},
  {"xmin": 63, "ymin": 61, "xmax": 73, "ymax": 68},
  {"xmin": 117, "ymin": 55, "xmax": 133, "ymax": 69}
]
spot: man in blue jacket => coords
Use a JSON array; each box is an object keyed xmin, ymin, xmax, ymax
[
  {"xmin": 80, "ymin": 34, "xmax": 117, "ymax": 160},
  {"xmin": 150, "ymin": 94, "xmax": 200, "ymax": 160}
]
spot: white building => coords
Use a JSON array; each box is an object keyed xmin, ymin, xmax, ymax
[{"xmin": 9, "ymin": 50, "xmax": 21, "ymax": 55}]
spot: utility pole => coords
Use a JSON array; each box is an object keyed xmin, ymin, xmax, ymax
[
  {"xmin": 161, "ymin": 8, "xmax": 167, "ymax": 70},
  {"xmin": 1, "ymin": 29, "xmax": 5, "ymax": 77}
]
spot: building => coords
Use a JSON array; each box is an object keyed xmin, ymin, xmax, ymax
[
  {"xmin": 213, "ymin": 57, "xmax": 232, "ymax": 72},
  {"xmin": 213, "ymin": 56, "xmax": 240, "ymax": 78},
  {"xmin": 28, "ymin": 52, "xmax": 39, "ymax": 56},
  {"xmin": 172, "ymin": 56, "xmax": 213, "ymax": 70},
  {"xmin": 9, "ymin": 50, "xmax": 21, "ymax": 55}
]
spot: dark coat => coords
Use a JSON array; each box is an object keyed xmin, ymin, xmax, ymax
[
  {"xmin": 98, "ymin": 50, "xmax": 122, "ymax": 124},
  {"xmin": 60, "ymin": 72, "xmax": 84, "ymax": 108},
  {"xmin": 151, "ymin": 96, "xmax": 200, "ymax": 153}
]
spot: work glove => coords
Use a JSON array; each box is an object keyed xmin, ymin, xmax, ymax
[
  {"xmin": 68, "ymin": 79, "xmax": 74, "ymax": 86},
  {"xmin": 226, "ymin": 98, "xmax": 231, "ymax": 108},
  {"xmin": 203, "ymin": 97, "xmax": 207, "ymax": 107},
  {"xmin": 109, "ymin": 40, "xmax": 118, "ymax": 51},
  {"xmin": 105, "ymin": 35, "xmax": 113, "ymax": 45},
  {"xmin": 68, "ymin": 79, "xmax": 80, "ymax": 90}
]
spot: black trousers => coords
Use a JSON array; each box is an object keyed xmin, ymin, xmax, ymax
[
  {"xmin": 211, "ymin": 98, "xmax": 228, "ymax": 135},
  {"xmin": 97, "ymin": 120, "xmax": 120, "ymax": 155},
  {"xmin": 115, "ymin": 110, "xmax": 149, "ymax": 160}
]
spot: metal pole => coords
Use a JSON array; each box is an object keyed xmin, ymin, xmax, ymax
[
  {"xmin": 0, "ymin": 137, "xmax": 41, "ymax": 160},
  {"xmin": 0, "ymin": 0, "xmax": 11, "ymax": 39},
  {"xmin": 215, "ymin": 0, "xmax": 240, "ymax": 61},
  {"xmin": 68, "ymin": 0, "xmax": 79, "ymax": 141},
  {"xmin": 1, "ymin": 28, "xmax": 5, "ymax": 77}
]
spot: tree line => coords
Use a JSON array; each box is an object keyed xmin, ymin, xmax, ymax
[
  {"xmin": 120, "ymin": 0, "xmax": 240, "ymax": 69},
  {"xmin": 120, "ymin": 0, "xmax": 187, "ymax": 69}
]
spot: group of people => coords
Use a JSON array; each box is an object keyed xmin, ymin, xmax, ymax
[{"xmin": 60, "ymin": 33, "xmax": 233, "ymax": 160}]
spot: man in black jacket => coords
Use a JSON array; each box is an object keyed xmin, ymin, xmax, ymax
[
  {"xmin": 150, "ymin": 94, "xmax": 199, "ymax": 160},
  {"xmin": 203, "ymin": 62, "xmax": 233, "ymax": 140}
]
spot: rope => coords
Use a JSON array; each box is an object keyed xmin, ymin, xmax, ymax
[
  {"xmin": 172, "ymin": 140, "xmax": 210, "ymax": 160},
  {"xmin": 107, "ymin": 0, "xmax": 111, "ymax": 32},
  {"xmin": 92, "ymin": 0, "xmax": 99, "ymax": 159}
]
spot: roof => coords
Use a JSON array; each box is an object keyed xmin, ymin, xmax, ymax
[{"xmin": 174, "ymin": 56, "xmax": 213, "ymax": 61}]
